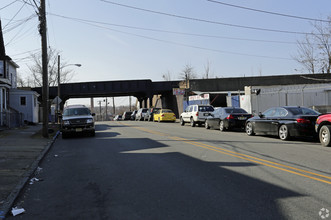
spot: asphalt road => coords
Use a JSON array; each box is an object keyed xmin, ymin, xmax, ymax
[{"xmin": 8, "ymin": 121, "xmax": 331, "ymax": 220}]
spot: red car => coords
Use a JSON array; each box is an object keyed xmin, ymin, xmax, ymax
[{"xmin": 315, "ymin": 113, "xmax": 331, "ymax": 147}]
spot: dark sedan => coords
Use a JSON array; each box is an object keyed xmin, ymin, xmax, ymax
[
  {"xmin": 245, "ymin": 106, "xmax": 320, "ymax": 140},
  {"xmin": 205, "ymin": 107, "xmax": 252, "ymax": 131}
]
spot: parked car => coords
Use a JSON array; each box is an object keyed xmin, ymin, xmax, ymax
[
  {"xmin": 114, "ymin": 115, "xmax": 122, "ymax": 121},
  {"xmin": 245, "ymin": 106, "xmax": 320, "ymax": 140},
  {"xmin": 135, "ymin": 108, "xmax": 148, "ymax": 121},
  {"xmin": 61, "ymin": 105, "xmax": 95, "ymax": 138},
  {"xmin": 122, "ymin": 111, "xmax": 132, "ymax": 120},
  {"xmin": 180, "ymin": 104, "xmax": 214, "ymax": 127},
  {"xmin": 153, "ymin": 109, "xmax": 176, "ymax": 122},
  {"xmin": 144, "ymin": 107, "xmax": 161, "ymax": 121},
  {"xmin": 205, "ymin": 107, "xmax": 252, "ymax": 131},
  {"xmin": 130, "ymin": 110, "xmax": 137, "ymax": 120},
  {"xmin": 315, "ymin": 113, "xmax": 331, "ymax": 147}
]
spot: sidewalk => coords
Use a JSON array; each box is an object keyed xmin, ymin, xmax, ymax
[{"xmin": 0, "ymin": 124, "xmax": 59, "ymax": 219}]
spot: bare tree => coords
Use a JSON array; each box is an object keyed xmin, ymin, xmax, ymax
[
  {"xmin": 202, "ymin": 60, "xmax": 215, "ymax": 79},
  {"xmin": 179, "ymin": 64, "xmax": 197, "ymax": 90},
  {"xmin": 294, "ymin": 16, "xmax": 331, "ymax": 73},
  {"xmin": 162, "ymin": 70, "xmax": 172, "ymax": 81},
  {"xmin": 179, "ymin": 64, "xmax": 197, "ymax": 81},
  {"xmin": 27, "ymin": 48, "xmax": 75, "ymax": 87},
  {"xmin": 16, "ymin": 75, "xmax": 25, "ymax": 87},
  {"xmin": 294, "ymin": 35, "xmax": 317, "ymax": 73},
  {"xmin": 313, "ymin": 17, "xmax": 331, "ymax": 73}
]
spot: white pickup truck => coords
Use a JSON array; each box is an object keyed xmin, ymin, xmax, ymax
[{"xmin": 180, "ymin": 104, "xmax": 214, "ymax": 127}]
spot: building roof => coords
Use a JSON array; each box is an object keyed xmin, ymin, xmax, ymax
[{"xmin": 0, "ymin": 20, "xmax": 6, "ymax": 59}]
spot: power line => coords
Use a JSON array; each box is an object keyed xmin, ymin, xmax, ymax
[
  {"xmin": 207, "ymin": 0, "xmax": 330, "ymax": 23},
  {"xmin": 49, "ymin": 13, "xmax": 299, "ymax": 45},
  {"xmin": 3, "ymin": 1, "xmax": 27, "ymax": 29},
  {"xmin": 11, "ymin": 48, "xmax": 39, "ymax": 56},
  {"xmin": 3, "ymin": 14, "xmax": 36, "ymax": 33},
  {"xmin": 99, "ymin": 0, "xmax": 315, "ymax": 35},
  {"xmin": 0, "ymin": 0, "xmax": 20, "ymax": 11},
  {"xmin": 52, "ymin": 13, "xmax": 293, "ymax": 60}
]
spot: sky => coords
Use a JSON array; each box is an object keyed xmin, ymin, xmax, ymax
[{"xmin": 1, "ymin": 0, "xmax": 331, "ymax": 107}]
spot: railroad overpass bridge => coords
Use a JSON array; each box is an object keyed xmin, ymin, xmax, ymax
[
  {"xmin": 32, "ymin": 73, "xmax": 331, "ymax": 116},
  {"xmin": 32, "ymin": 79, "xmax": 180, "ymax": 112}
]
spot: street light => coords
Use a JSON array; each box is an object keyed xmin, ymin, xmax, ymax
[{"xmin": 57, "ymin": 55, "xmax": 81, "ymax": 122}]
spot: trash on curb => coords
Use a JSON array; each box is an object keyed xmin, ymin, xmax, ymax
[
  {"xmin": 11, "ymin": 207, "xmax": 25, "ymax": 216},
  {"xmin": 29, "ymin": 177, "xmax": 40, "ymax": 185}
]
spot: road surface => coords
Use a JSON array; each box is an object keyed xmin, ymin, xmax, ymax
[{"xmin": 9, "ymin": 121, "xmax": 331, "ymax": 219}]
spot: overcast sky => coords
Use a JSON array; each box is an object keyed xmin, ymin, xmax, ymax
[{"xmin": 1, "ymin": 0, "xmax": 331, "ymax": 107}]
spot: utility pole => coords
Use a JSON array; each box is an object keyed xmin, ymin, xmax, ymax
[
  {"xmin": 57, "ymin": 55, "xmax": 60, "ymax": 124},
  {"xmin": 104, "ymin": 97, "xmax": 108, "ymax": 120},
  {"xmin": 98, "ymin": 100, "xmax": 102, "ymax": 121},
  {"xmin": 112, "ymin": 97, "xmax": 115, "ymax": 115},
  {"xmin": 40, "ymin": 0, "xmax": 49, "ymax": 138}
]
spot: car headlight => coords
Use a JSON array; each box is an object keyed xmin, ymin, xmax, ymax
[
  {"xmin": 63, "ymin": 120, "xmax": 70, "ymax": 125},
  {"xmin": 87, "ymin": 119, "xmax": 94, "ymax": 123}
]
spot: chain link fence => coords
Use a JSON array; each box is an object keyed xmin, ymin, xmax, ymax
[{"xmin": 0, "ymin": 111, "xmax": 24, "ymax": 128}]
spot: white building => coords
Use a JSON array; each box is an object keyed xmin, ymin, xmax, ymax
[{"xmin": 9, "ymin": 89, "xmax": 39, "ymax": 124}]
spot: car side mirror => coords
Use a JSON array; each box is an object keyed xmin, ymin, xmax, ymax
[{"xmin": 258, "ymin": 112, "xmax": 264, "ymax": 118}]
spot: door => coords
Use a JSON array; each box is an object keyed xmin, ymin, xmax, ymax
[
  {"xmin": 269, "ymin": 107, "xmax": 287, "ymax": 135},
  {"xmin": 254, "ymin": 108, "xmax": 276, "ymax": 133}
]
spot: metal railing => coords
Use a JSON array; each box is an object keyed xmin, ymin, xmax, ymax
[{"xmin": 0, "ymin": 111, "xmax": 24, "ymax": 128}]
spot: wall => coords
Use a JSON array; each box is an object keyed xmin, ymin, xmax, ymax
[
  {"xmin": 189, "ymin": 74, "xmax": 331, "ymax": 92},
  {"xmin": 242, "ymin": 84, "xmax": 331, "ymax": 114}
]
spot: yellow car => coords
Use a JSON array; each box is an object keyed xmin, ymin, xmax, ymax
[{"xmin": 153, "ymin": 109, "xmax": 176, "ymax": 122}]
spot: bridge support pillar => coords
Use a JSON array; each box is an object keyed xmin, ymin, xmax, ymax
[
  {"xmin": 138, "ymin": 97, "xmax": 143, "ymax": 109},
  {"xmin": 143, "ymin": 97, "xmax": 148, "ymax": 108},
  {"xmin": 148, "ymin": 95, "xmax": 153, "ymax": 108}
]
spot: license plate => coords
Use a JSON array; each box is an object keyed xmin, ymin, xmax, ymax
[
  {"xmin": 204, "ymin": 113, "xmax": 209, "ymax": 116},
  {"xmin": 238, "ymin": 117, "xmax": 246, "ymax": 120},
  {"xmin": 76, "ymin": 128, "xmax": 83, "ymax": 132}
]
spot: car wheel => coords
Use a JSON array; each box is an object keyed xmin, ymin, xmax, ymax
[
  {"xmin": 190, "ymin": 118, "xmax": 196, "ymax": 127},
  {"xmin": 205, "ymin": 120, "xmax": 210, "ymax": 129},
  {"xmin": 90, "ymin": 130, "xmax": 95, "ymax": 137},
  {"xmin": 246, "ymin": 122, "xmax": 255, "ymax": 136},
  {"xmin": 219, "ymin": 120, "xmax": 226, "ymax": 132},
  {"xmin": 180, "ymin": 117, "xmax": 185, "ymax": 126},
  {"xmin": 62, "ymin": 132, "xmax": 69, "ymax": 139},
  {"xmin": 279, "ymin": 124, "xmax": 290, "ymax": 140},
  {"xmin": 319, "ymin": 125, "xmax": 331, "ymax": 147}
]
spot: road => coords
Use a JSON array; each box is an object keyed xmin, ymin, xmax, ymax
[{"xmin": 9, "ymin": 121, "xmax": 331, "ymax": 220}]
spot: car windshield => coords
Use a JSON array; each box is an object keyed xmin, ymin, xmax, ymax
[
  {"xmin": 162, "ymin": 109, "xmax": 173, "ymax": 113},
  {"xmin": 63, "ymin": 108, "xmax": 90, "ymax": 116},
  {"xmin": 287, "ymin": 107, "xmax": 320, "ymax": 115},
  {"xmin": 225, "ymin": 108, "xmax": 247, "ymax": 113},
  {"xmin": 198, "ymin": 106, "xmax": 214, "ymax": 112}
]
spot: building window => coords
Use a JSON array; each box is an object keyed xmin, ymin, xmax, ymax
[{"xmin": 20, "ymin": 96, "xmax": 26, "ymax": 106}]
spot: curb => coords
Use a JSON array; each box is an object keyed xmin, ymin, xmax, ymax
[{"xmin": 0, "ymin": 130, "xmax": 60, "ymax": 219}]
